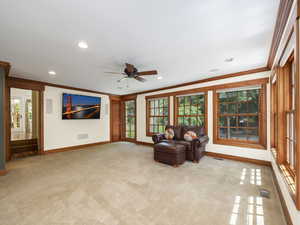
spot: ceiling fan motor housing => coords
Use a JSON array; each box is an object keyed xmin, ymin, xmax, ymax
[{"xmin": 124, "ymin": 67, "xmax": 138, "ymax": 77}]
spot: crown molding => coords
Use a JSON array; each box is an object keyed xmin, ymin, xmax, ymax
[
  {"xmin": 267, "ymin": 0, "xmax": 294, "ymax": 68},
  {"xmin": 0, "ymin": 61, "xmax": 11, "ymax": 77},
  {"xmin": 7, "ymin": 76, "xmax": 117, "ymax": 96},
  {"xmin": 121, "ymin": 67, "xmax": 269, "ymax": 97}
]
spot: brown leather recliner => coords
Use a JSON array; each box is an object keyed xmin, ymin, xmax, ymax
[{"xmin": 152, "ymin": 125, "xmax": 209, "ymax": 163}]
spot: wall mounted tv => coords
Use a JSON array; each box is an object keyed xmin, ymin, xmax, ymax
[{"xmin": 62, "ymin": 93, "xmax": 101, "ymax": 119}]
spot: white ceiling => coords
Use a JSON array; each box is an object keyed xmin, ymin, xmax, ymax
[{"xmin": 0, "ymin": 0, "xmax": 279, "ymax": 95}]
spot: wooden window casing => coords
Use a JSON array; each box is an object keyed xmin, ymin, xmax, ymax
[
  {"xmin": 124, "ymin": 100, "xmax": 136, "ymax": 140},
  {"xmin": 146, "ymin": 97, "xmax": 170, "ymax": 136},
  {"xmin": 271, "ymin": 51, "xmax": 299, "ymax": 208},
  {"xmin": 213, "ymin": 85, "xmax": 266, "ymax": 149},
  {"xmin": 284, "ymin": 57, "xmax": 296, "ymax": 179},
  {"xmin": 174, "ymin": 93, "xmax": 207, "ymax": 132},
  {"xmin": 271, "ymin": 79, "xmax": 278, "ymax": 150}
]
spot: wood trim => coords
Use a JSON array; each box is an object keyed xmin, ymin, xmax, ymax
[
  {"xmin": 271, "ymin": 166, "xmax": 294, "ymax": 225},
  {"xmin": 110, "ymin": 95, "xmax": 122, "ymax": 101},
  {"xmin": 261, "ymin": 84, "xmax": 268, "ymax": 148},
  {"xmin": 271, "ymin": 80, "xmax": 278, "ymax": 149},
  {"xmin": 122, "ymin": 67, "xmax": 269, "ymax": 97},
  {"xmin": 278, "ymin": 28, "xmax": 294, "ymax": 67},
  {"xmin": 135, "ymin": 141, "xmax": 154, "ymax": 147},
  {"xmin": 205, "ymin": 152, "xmax": 271, "ymax": 166},
  {"xmin": 212, "ymin": 140, "xmax": 266, "ymax": 150},
  {"xmin": 7, "ymin": 76, "xmax": 115, "ymax": 96},
  {"xmin": 276, "ymin": 66, "xmax": 288, "ymax": 164},
  {"xmin": 124, "ymin": 138, "xmax": 137, "ymax": 143},
  {"xmin": 6, "ymin": 68, "xmax": 268, "ymax": 98},
  {"xmin": 110, "ymin": 96, "xmax": 122, "ymax": 142},
  {"xmin": 121, "ymin": 94, "xmax": 137, "ymax": 101},
  {"xmin": 110, "ymin": 97, "xmax": 113, "ymax": 142},
  {"xmin": 145, "ymin": 78, "xmax": 269, "ymax": 100},
  {"xmin": 43, "ymin": 141, "xmax": 111, "ymax": 154},
  {"xmin": 7, "ymin": 77, "xmax": 45, "ymax": 91},
  {"xmin": 3, "ymin": 66, "xmax": 268, "ymax": 98},
  {"xmin": 0, "ymin": 61, "xmax": 11, "ymax": 77},
  {"xmin": 268, "ymin": 0, "xmax": 294, "ymax": 68},
  {"xmin": 0, "ymin": 169, "xmax": 7, "ymax": 176},
  {"xmin": 39, "ymin": 91, "xmax": 44, "ymax": 154},
  {"xmin": 294, "ymin": 17, "xmax": 300, "ymax": 210}
]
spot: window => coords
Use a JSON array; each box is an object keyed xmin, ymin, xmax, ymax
[
  {"xmin": 175, "ymin": 93, "xmax": 206, "ymax": 128},
  {"xmin": 271, "ymin": 54, "xmax": 298, "ymax": 206},
  {"xmin": 285, "ymin": 57, "xmax": 296, "ymax": 175},
  {"xmin": 146, "ymin": 97, "xmax": 169, "ymax": 135},
  {"xmin": 214, "ymin": 85, "xmax": 265, "ymax": 148},
  {"xmin": 125, "ymin": 100, "xmax": 136, "ymax": 139}
]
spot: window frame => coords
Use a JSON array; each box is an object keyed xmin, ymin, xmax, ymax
[
  {"xmin": 271, "ymin": 77, "xmax": 278, "ymax": 151},
  {"xmin": 124, "ymin": 99, "xmax": 136, "ymax": 141},
  {"xmin": 213, "ymin": 84, "xmax": 267, "ymax": 149},
  {"xmin": 283, "ymin": 56, "xmax": 297, "ymax": 179},
  {"xmin": 174, "ymin": 92, "xmax": 208, "ymax": 132},
  {"xmin": 271, "ymin": 51, "xmax": 299, "ymax": 207},
  {"xmin": 146, "ymin": 96, "xmax": 170, "ymax": 136}
]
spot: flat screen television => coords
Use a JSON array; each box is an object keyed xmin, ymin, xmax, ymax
[{"xmin": 62, "ymin": 93, "xmax": 101, "ymax": 119}]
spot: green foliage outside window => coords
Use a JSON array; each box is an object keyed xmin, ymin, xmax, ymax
[
  {"xmin": 177, "ymin": 94, "xmax": 205, "ymax": 127},
  {"xmin": 125, "ymin": 100, "xmax": 136, "ymax": 138},
  {"xmin": 148, "ymin": 98, "xmax": 169, "ymax": 134}
]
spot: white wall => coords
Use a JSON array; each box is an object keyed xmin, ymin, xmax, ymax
[
  {"xmin": 44, "ymin": 86, "xmax": 110, "ymax": 151},
  {"xmin": 136, "ymin": 71, "xmax": 271, "ymax": 161}
]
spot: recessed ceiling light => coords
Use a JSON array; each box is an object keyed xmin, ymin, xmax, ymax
[
  {"xmin": 157, "ymin": 76, "xmax": 163, "ymax": 80},
  {"xmin": 78, "ymin": 41, "xmax": 88, "ymax": 49},
  {"xmin": 48, "ymin": 70, "xmax": 56, "ymax": 76},
  {"xmin": 210, "ymin": 69, "xmax": 219, "ymax": 72},
  {"xmin": 225, "ymin": 57, "xmax": 234, "ymax": 62}
]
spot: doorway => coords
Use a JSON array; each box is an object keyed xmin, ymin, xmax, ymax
[{"xmin": 9, "ymin": 88, "xmax": 40, "ymax": 158}]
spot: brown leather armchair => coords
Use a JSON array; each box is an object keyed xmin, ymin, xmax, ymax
[{"xmin": 152, "ymin": 125, "xmax": 209, "ymax": 162}]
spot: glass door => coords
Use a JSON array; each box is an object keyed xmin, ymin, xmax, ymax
[
  {"xmin": 11, "ymin": 97, "xmax": 23, "ymax": 132},
  {"xmin": 125, "ymin": 100, "xmax": 136, "ymax": 140}
]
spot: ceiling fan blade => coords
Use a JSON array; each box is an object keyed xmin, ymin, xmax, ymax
[
  {"xmin": 104, "ymin": 72, "xmax": 121, "ymax": 74},
  {"xmin": 125, "ymin": 63, "xmax": 135, "ymax": 73},
  {"xmin": 134, "ymin": 76, "xmax": 146, "ymax": 82},
  {"xmin": 104, "ymin": 72, "xmax": 126, "ymax": 76},
  {"xmin": 137, "ymin": 70, "xmax": 158, "ymax": 76}
]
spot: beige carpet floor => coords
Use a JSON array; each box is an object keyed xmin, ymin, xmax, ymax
[{"xmin": 0, "ymin": 142, "xmax": 286, "ymax": 225}]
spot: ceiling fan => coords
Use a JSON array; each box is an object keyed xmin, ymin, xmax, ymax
[{"xmin": 105, "ymin": 63, "xmax": 158, "ymax": 82}]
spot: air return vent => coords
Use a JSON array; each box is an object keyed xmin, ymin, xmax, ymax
[
  {"xmin": 77, "ymin": 133, "xmax": 89, "ymax": 140},
  {"xmin": 259, "ymin": 189, "xmax": 270, "ymax": 198}
]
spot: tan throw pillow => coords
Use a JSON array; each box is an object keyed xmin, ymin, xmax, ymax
[
  {"xmin": 184, "ymin": 131, "xmax": 198, "ymax": 141},
  {"xmin": 165, "ymin": 128, "xmax": 174, "ymax": 140}
]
